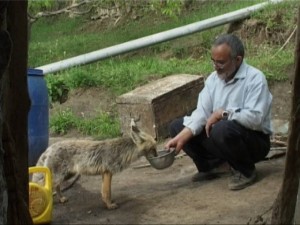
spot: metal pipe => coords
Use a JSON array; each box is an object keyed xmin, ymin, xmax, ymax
[{"xmin": 37, "ymin": 0, "xmax": 283, "ymax": 74}]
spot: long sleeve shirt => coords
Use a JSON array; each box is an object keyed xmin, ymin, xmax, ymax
[{"xmin": 183, "ymin": 61, "xmax": 273, "ymax": 135}]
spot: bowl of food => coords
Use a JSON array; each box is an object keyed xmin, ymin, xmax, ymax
[{"xmin": 147, "ymin": 149, "xmax": 176, "ymax": 170}]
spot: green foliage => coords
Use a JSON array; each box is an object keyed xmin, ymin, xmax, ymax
[
  {"xmin": 54, "ymin": 56, "xmax": 210, "ymax": 96},
  {"xmin": 46, "ymin": 74, "xmax": 69, "ymax": 103},
  {"xmin": 77, "ymin": 112, "xmax": 121, "ymax": 139},
  {"xmin": 28, "ymin": 0, "xmax": 79, "ymax": 15},
  {"xmin": 50, "ymin": 108, "xmax": 77, "ymax": 134},
  {"xmin": 50, "ymin": 109, "xmax": 121, "ymax": 138},
  {"xmin": 28, "ymin": 0, "xmax": 54, "ymax": 14},
  {"xmin": 252, "ymin": 1, "xmax": 298, "ymax": 31},
  {"xmin": 247, "ymin": 46, "xmax": 294, "ymax": 81},
  {"xmin": 64, "ymin": 68, "xmax": 99, "ymax": 88},
  {"xmin": 29, "ymin": 1, "xmax": 260, "ymax": 68},
  {"xmin": 150, "ymin": 0, "xmax": 182, "ymax": 19}
]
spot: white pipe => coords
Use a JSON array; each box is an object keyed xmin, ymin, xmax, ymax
[{"xmin": 37, "ymin": 0, "xmax": 283, "ymax": 75}]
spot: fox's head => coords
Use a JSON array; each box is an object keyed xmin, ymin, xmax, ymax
[{"xmin": 130, "ymin": 118, "xmax": 157, "ymax": 158}]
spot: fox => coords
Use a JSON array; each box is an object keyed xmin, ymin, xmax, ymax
[{"xmin": 32, "ymin": 119, "xmax": 157, "ymax": 209}]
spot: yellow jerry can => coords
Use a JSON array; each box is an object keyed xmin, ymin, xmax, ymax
[{"xmin": 29, "ymin": 166, "xmax": 53, "ymax": 224}]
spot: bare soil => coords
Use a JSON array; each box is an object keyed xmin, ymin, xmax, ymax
[
  {"xmin": 51, "ymin": 153, "xmax": 285, "ymax": 225},
  {"xmin": 48, "ymin": 80, "xmax": 292, "ymax": 225}
]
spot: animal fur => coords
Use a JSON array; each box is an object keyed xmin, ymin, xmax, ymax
[{"xmin": 32, "ymin": 120, "xmax": 157, "ymax": 209}]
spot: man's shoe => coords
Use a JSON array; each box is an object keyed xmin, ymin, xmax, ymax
[
  {"xmin": 192, "ymin": 162, "xmax": 231, "ymax": 182},
  {"xmin": 228, "ymin": 169, "xmax": 257, "ymax": 190},
  {"xmin": 191, "ymin": 171, "xmax": 219, "ymax": 182}
]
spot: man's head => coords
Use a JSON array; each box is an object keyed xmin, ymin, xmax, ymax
[{"xmin": 211, "ymin": 34, "xmax": 244, "ymax": 81}]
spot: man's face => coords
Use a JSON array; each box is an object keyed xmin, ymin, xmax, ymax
[{"xmin": 211, "ymin": 43, "xmax": 240, "ymax": 81}]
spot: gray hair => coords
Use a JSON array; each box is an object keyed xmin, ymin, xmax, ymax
[{"xmin": 213, "ymin": 34, "xmax": 244, "ymax": 59}]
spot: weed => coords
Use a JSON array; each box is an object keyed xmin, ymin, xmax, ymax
[{"xmin": 50, "ymin": 109, "xmax": 77, "ymax": 134}]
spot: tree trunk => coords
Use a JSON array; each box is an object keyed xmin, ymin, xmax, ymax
[
  {"xmin": 271, "ymin": 7, "xmax": 300, "ymax": 225},
  {"xmin": 0, "ymin": 1, "xmax": 33, "ymax": 224}
]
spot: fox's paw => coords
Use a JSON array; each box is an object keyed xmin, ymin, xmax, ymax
[
  {"xmin": 59, "ymin": 196, "xmax": 68, "ymax": 204},
  {"xmin": 106, "ymin": 202, "xmax": 118, "ymax": 210}
]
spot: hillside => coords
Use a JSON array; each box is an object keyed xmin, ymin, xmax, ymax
[{"xmin": 29, "ymin": 0, "xmax": 296, "ymax": 138}]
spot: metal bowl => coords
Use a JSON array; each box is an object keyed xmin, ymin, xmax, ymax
[{"xmin": 147, "ymin": 150, "xmax": 175, "ymax": 170}]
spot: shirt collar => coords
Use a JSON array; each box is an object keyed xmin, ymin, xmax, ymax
[{"xmin": 233, "ymin": 61, "xmax": 247, "ymax": 79}]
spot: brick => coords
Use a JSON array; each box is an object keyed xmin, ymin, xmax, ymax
[{"xmin": 116, "ymin": 74, "xmax": 204, "ymax": 140}]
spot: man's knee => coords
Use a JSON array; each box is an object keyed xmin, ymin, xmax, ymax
[
  {"xmin": 169, "ymin": 118, "xmax": 184, "ymax": 137},
  {"xmin": 210, "ymin": 120, "xmax": 237, "ymax": 142}
]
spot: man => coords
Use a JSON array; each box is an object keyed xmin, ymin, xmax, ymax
[{"xmin": 165, "ymin": 34, "xmax": 272, "ymax": 190}]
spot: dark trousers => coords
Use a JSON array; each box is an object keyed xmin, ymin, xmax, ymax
[{"xmin": 169, "ymin": 118, "xmax": 270, "ymax": 177}]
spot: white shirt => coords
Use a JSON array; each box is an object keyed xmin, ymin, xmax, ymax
[{"xmin": 183, "ymin": 61, "xmax": 273, "ymax": 135}]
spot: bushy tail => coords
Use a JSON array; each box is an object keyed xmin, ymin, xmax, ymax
[
  {"xmin": 31, "ymin": 155, "xmax": 46, "ymax": 184},
  {"xmin": 31, "ymin": 172, "xmax": 45, "ymax": 185}
]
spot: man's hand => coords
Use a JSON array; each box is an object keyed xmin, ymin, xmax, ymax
[
  {"xmin": 165, "ymin": 127, "xmax": 193, "ymax": 155},
  {"xmin": 205, "ymin": 109, "xmax": 223, "ymax": 137}
]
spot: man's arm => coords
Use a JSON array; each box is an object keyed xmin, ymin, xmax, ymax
[
  {"xmin": 165, "ymin": 127, "xmax": 194, "ymax": 154},
  {"xmin": 227, "ymin": 74, "xmax": 272, "ymax": 132},
  {"xmin": 183, "ymin": 78, "xmax": 214, "ymax": 136}
]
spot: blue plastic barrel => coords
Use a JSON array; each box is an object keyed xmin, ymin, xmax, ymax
[{"xmin": 28, "ymin": 68, "xmax": 49, "ymax": 166}]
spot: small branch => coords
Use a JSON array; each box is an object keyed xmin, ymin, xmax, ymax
[
  {"xmin": 271, "ymin": 139, "xmax": 288, "ymax": 147},
  {"xmin": 272, "ymin": 26, "xmax": 297, "ymax": 58},
  {"xmin": 29, "ymin": 0, "xmax": 91, "ymax": 24}
]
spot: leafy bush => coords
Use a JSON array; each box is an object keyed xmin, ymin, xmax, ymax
[{"xmin": 46, "ymin": 74, "xmax": 69, "ymax": 103}]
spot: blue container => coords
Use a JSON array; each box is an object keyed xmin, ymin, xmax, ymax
[{"xmin": 28, "ymin": 68, "xmax": 49, "ymax": 166}]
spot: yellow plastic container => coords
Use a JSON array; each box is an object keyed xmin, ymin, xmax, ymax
[{"xmin": 29, "ymin": 166, "xmax": 53, "ymax": 224}]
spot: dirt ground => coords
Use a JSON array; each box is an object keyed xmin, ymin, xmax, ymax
[
  {"xmin": 50, "ymin": 150, "xmax": 285, "ymax": 225},
  {"xmin": 45, "ymin": 80, "xmax": 292, "ymax": 225}
]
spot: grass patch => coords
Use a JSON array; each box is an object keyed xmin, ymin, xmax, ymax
[
  {"xmin": 76, "ymin": 113, "xmax": 121, "ymax": 139},
  {"xmin": 50, "ymin": 108, "xmax": 77, "ymax": 135},
  {"xmin": 48, "ymin": 56, "xmax": 212, "ymax": 96},
  {"xmin": 29, "ymin": 0, "xmax": 262, "ymax": 67},
  {"xmin": 50, "ymin": 109, "xmax": 121, "ymax": 139}
]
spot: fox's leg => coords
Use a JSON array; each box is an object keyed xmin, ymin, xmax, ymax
[
  {"xmin": 55, "ymin": 183, "xmax": 68, "ymax": 203},
  {"xmin": 101, "ymin": 171, "xmax": 118, "ymax": 209}
]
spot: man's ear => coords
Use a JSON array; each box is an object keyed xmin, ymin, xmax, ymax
[{"xmin": 236, "ymin": 55, "xmax": 243, "ymax": 64}]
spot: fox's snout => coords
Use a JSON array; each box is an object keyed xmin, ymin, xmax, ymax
[{"xmin": 145, "ymin": 148, "xmax": 158, "ymax": 159}]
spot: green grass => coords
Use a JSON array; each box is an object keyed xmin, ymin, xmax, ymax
[
  {"xmin": 50, "ymin": 56, "xmax": 211, "ymax": 95},
  {"xmin": 29, "ymin": 0, "xmax": 298, "ymax": 137},
  {"xmin": 29, "ymin": 0, "xmax": 263, "ymax": 67},
  {"xmin": 50, "ymin": 109, "xmax": 121, "ymax": 139},
  {"xmin": 49, "ymin": 108, "xmax": 77, "ymax": 135},
  {"xmin": 247, "ymin": 46, "xmax": 294, "ymax": 81}
]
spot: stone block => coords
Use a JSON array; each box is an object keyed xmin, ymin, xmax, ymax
[{"xmin": 116, "ymin": 74, "xmax": 204, "ymax": 140}]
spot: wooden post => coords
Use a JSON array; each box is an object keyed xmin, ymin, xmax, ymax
[
  {"xmin": 0, "ymin": 3, "xmax": 10, "ymax": 222},
  {"xmin": 271, "ymin": 6, "xmax": 300, "ymax": 224},
  {"xmin": 0, "ymin": 1, "xmax": 33, "ymax": 224}
]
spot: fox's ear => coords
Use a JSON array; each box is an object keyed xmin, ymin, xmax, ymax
[
  {"xmin": 130, "ymin": 123, "xmax": 145, "ymax": 144},
  {"xmin": 131, "ymin": 124, "xmax": 139, "ymax": 133},
  {"xmin": 130, "ymin": 118, "xmax": 136, "ymax": 128},
  {"xmin": 130, "ymin": 118, "xmax": 139, "ymax": 133}
]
